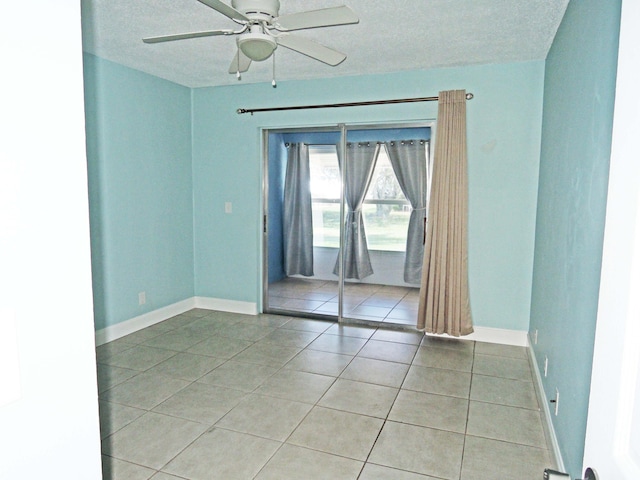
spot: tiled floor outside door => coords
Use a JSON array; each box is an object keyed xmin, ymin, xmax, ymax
[{"xmin": 267, "ymin": 278, "xmax": 419, "ymax": 325}]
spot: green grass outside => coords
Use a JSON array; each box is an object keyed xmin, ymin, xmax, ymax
[{"xmin": 312, "ymin": 203, "xmax": 410, "ymax": 251}]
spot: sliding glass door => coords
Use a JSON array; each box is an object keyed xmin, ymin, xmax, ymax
[
  {"xmin": 264, "ymin": 129, "xmax": 341, "ymax": 318},
  {"xmin": 263, "ymin": 124, "xmax": 432, "ymax": 328}
]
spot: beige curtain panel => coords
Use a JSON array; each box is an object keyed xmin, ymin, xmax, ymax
[{"xmin": 417, "ymin": 89, "xmax": 473, "ymax": 336}]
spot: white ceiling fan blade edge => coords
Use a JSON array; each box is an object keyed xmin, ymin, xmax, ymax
[
  {"xmin": 228, "ymin": 49, "xmax": 252, "ymax": 73},
  {"xmin": 276, "ymin": 34, "xmax": 347, "ymax": 66},
  {"xmin": 275, "ymin": 6, "xmax": 359, "ymax": 31},
  {"xmin": 143, "ymin": 30, "xmax": 235, "ymax": 44},
  {"xmin": 197, "ymin": 0, "xmax": 250, "ymax": 22}
]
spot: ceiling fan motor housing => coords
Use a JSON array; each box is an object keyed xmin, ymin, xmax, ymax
[
  {"xmin": 232, "ymin": 0, "xmax": 280, "ymax": 21},
  {"xmin": 233, "ymin": 0, "xmax": 280, "ymax": 61}
]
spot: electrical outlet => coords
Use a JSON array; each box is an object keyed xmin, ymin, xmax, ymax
[
  {"xmin": 138, "ymin": 291, "xmax": 146, "ymax": 305},
  {"xmin": 543, "ymin": 468, "xmax": 571, "ymax": 479},
  {"xmin": 225, "ymin": 202, "xmax": 232, "ymax": 214},
  {"xmin": 544, "ymin": 356, "xmax": 548, "ymax": 377}
]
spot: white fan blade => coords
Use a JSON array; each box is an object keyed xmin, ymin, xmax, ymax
[
  {"xmin": 274, "ymin": 6, "xmax": 358, "ymax": 31},
  {"xmin": 276, "ymin": 34, "xmax": 346, "ymax": 66},
  {"xmin": 143, "ymin": 29, "xmax": 235, "ymax": 44},
  {"xmin": 228, "ymin": 49, "xmax": 252, "ymax": 73},
  {"xmin": 197, "ymin": 0, "xmax": 249, "ymax": 22}
]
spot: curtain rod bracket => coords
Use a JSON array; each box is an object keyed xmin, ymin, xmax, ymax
[{"xmin": 236, "ymin": 92, "xmax": 474, "ymax": 115}]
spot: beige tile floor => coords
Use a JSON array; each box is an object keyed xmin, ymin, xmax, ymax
[
  {"xmin": 97, "ymin": 309, "xmax": 554, "ymax": 480},
  {"xmin": 267, "ymin": 278, "xmax": 419, "ymax": 325}
]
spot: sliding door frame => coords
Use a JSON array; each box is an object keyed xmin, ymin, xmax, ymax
[{"xmin": 261, "ymin": 120, "xmax": 435, "ymax": 327}]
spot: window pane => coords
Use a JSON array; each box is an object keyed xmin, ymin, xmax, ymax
[
  {"xmin": 311, "ymin": 202, "xmax": 340, "ymax": 248},
  {"xmin": 363, "ymin": 146, "xmax": 410, "ymax": 252},
  {"xmin": 365, "ymin": 148, "xmax": 404, "ymax": 201},
  {"xmin": 309, "ymin": 145, "xmax": 340, "ymax": 248},
  {"xmin": 309, "ymin": 145, "xmax": 340, "ymax": 199},
  {"xmin": 308, "ymin": 144, "xmax": 421, "ymax": 253},
  {"xmin": 362, "ymin": 203, "xmax": 410, "ymax": 252}
]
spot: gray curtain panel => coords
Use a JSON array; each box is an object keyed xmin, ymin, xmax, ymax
[
  {"xmin": 385, "ymin": 140, "xmax": 429, "ymax": 284},
  {"xmin": 283, "ymin": 143, "xmax": 314, "ymax": 276},
  {"xmin": 334, "ymin": 142, "xmax": 380, "ymax": 279},
  {"xmin": 418, "ymin": 90, "xmax": 473, "ymax": 336}
]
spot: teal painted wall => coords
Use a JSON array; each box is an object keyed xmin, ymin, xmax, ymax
[
  {"xmin": 83, "ymin": 54, "xmax": 195, "ymax": 330},
  {"xmin": 192, "ymin": 61, "xmax": 545, "ymax": 330},
  {"xmin": 83, "ymin": 57, "xmax": 545, "ymax": 334},
  {"xmin": 530, "ymin": 1, "xmax": 621, "ymax": 476}
]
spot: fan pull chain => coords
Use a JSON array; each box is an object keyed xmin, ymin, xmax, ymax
[{"xmin": 272, "ymin": 52, "xmax": 277, "ymax": 88}]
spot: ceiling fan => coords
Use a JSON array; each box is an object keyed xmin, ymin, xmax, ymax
[{"xmin": 143, "ymin": 0, "xmax": 359, "ymax": 77}]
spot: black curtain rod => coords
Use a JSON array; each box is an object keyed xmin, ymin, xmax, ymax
[
  {"xmin": 284, "ymin": 140, "xmax": 429, "ymax": 147},
  {"xmin": 236, "ymin": 93, "xmax": 474, "ymax": 115}
]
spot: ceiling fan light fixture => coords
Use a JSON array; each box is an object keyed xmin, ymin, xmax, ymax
[{"xmin": 237, "ymin": 26, "xmax": 277, "ymax": 61}]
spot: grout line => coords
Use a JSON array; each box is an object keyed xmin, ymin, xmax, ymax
[
  {"xmin": 458, "ymin": 340, "xmax": 477, "ymax": 480},
  {"xmin": 100, "ymin": 309, "xmax": 548, "ymax": 479}
]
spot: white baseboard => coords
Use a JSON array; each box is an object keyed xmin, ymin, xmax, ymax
[
  {"xmin": 94, "ymin": 297, "xmax": 258, "ymax": 346},
  {"xmin": 95, "ymin": 296, "xmax": 522, "ymax": 349},
  {"xmin": 95, "ymin": 298, "xmax": 196, "ymax": 346},
  {"xmin": 528, "ymin": 335, "xmax": 565, "ymax": 471},
  {"xmin": 193, "ymin": 297, "xmax": 257, "ymax": 315},
  {"xmin": 425, "ymin": 326, "xmax": 529, "ymax": 347}
]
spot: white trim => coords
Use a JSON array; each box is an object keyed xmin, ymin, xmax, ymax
[
  {"xmin": 94, "ymin": 297, "xmax": 259, "ymax": 346},
  {"xmin": 95, "ymin": 298, "xmax": 196, "ymax": 346},
  {"xmin": 193, "ymin": 297, "xmax": 258, "ymax": 315},
  {"xmin": 528, "ymin": 335, "xmax": 566, "ymax": 472},
  {"xmin": 95, "ymin": 295, "xmax": 520, "ymax": 348},
  {"xmin": 425, "ymin": 326, "xmax": 528, "ymax": 346}
]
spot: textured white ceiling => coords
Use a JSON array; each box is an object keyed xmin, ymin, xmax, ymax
[{"xmin": 81, "ymin": 0, "xmax": 569, "ymax": 88}]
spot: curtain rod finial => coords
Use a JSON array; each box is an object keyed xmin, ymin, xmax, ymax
[
  {"xmin": 465, "ymin": 93, "xmax": 474, "ymax": 100},
  {"xmin": 237, "ymin": 108, "xmax": 247, "ymax": 114}
]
